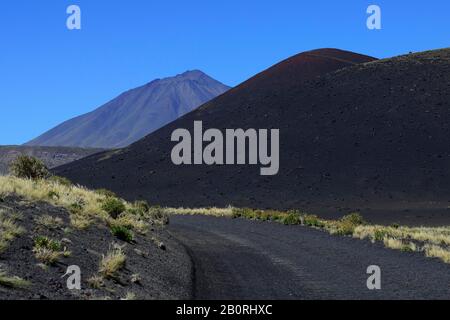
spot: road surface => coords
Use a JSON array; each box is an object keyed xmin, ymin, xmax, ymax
[{"xmin": 168, "ymin": 215, "xmax": 450, "ymax": 299}]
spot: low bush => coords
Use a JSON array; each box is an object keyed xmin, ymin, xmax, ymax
[
  {"xmin": 281, "ymin": 212, "xmax": 302, "ymax": 225},
  {"xmin": 10, "ymin": 155, "xmax": 49, "ymax": 180},
  {"xmin": 110, "ymin": 225, "xmax": 134, "ymax": 242},
  {"xmin": 33, "ymin": 236, "xmax": 66, "ymax": 265},
  {"xmin": 34, "ymin": 236, "xmax": 62, "ymax": 251},
  {"xmin": 333, "ymin": 213, "xmax": 365, "ymax": 236},
  {"xmin": 374, "ymin": 228, "xmax": 388, "ymax": 242},
  {"xmin": 101, "ymin": 198, "xmax": 126, "ymax": 219}
]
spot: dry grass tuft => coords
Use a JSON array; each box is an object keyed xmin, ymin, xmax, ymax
[
  {"xmin": 88, "ymin": 275, "xmax": 105, "ymax": 289},
  {"xmin": 0, "ymin": 176, "xmax": 165, "ymax": 234},
  {"xmin": 122, "ymin": 292, "xmax": 137, "ymax": 300},
  {"xmin": 0, "ymin": 270, "xmax": 30, "ymax": 289},
  {"xmin": 99, "ymin": 245, "xmax": 126, "ymax": 278},
  {"xmin": 35, "ymin": 215, "xmax": 64, "ymax": 229},
  {"xmin": 424, "ymin": 245, "xmax": 450, "ymax": 263},
  {"xmin": 32, "ymin": 236, "xmax": 68, "ymax": 265},
  {"xmin": 0, "ymin": 210, "xmax": 25, "ymax": 254},
  {"xmin": 166, "ymin": 206, "xmax": 234, "ymax": 217}
]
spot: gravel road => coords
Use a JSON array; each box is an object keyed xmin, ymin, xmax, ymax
[{"xmin": 169, "ymin": 215, "xmax": 450, "ymax": 300}]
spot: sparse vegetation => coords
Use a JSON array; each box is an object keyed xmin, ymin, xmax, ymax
[
  {"xmin": 328, "ymin": 213, "xmax": 365, "ymax": 236},
  {"xmin": 48, "ymin": 175, "xmax": 72, "ymax": 187},
  {"xmin": 424, "ymin": 244, "xmax": 450, "ymax": 263},
  {"xmin": 122, "ymin": 292, "xmax": 137, "ymax": 300},
  {"xmin": 99, "ymin": 245, "xmax": 126, "ymax": 279},
  {"xmin": 88, "ymin": 275, "xmax": 105, "ymax": 289},
  {"xmin": 33, "ymin": 236, "xmax": 68, "ymax": 265},
  {"xmin": 0, "ymin": 270, "xmax": 30, "ymax": 289},
  {"xmin": 110, "ymin": 225, "xmax": 134, "ymax": 242},
  {"xmin": 96, "ymin": 189, "xmax": 117, "ymax": 198},
  {"xmin": 130, "ymin": 273, "xmax": 141, "ymax": 284},
  {"xmin": 0, "ymin": 210, "xmax": 25, "ymax": 254},
  {"xmin": 0, "ymin": 175, "xmax": 180, "ymax": 299},
  {"xmin": 9, "ymin": 155, "xmax": 49, "ymax": 180},
  {"xmin": 169, "ymin": 206, "xmax": 234, "ymax": 217},
  {"xmin": 35, "ymin": 215, "xmax": 64, "ymax": 229},
  {"xmin": 169, "ymin": 205, "xmax": 450, "ymax": 266},
  {"xmin": 303, "ymin": 214, "xmax": 325, "ymax": 228},
  {"xmin": 0, "ymin": 176, "xmax": 167, "ymax": 233},
  {"xmin": 281, "ymin": 211, "xmax": 302, "ymax": 225},
  {"xmin": 101, "ymin": 197, "xmax": 126, "ymax": 219},
  {"xmin": 34, "ymin": 236, "xmax": 62, "ymax": 251}
]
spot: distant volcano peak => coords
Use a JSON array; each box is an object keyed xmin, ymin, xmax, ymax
[{"xmin": 26, "ymin": 71, "xmax": 230, "ymax": 148}]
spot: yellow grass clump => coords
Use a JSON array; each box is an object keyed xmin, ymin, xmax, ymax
[
  {"xmin": 0, "ymin": 176, "xmax": 164, "ymax": 233},
  {"xmin": 99, "ymin": 245, "xmax": 126, "ymax": 278},
  {"xmin": 424, "ymin": 244, "xmax": 450, "ymax": 264},
  {"xmin": 0, "ymin": 270, "xmax": 30, "ymax": 289},
  {"xmin": 0, "ymin": 210, "xmax": 25, "ymax": 254},
  {"xmin": 0, "ymin": 175, "xmax": 108, "ymax": 229},
  {"xmin": 165, "ymin": 206, "xmax": 234, "ymax": 217}
]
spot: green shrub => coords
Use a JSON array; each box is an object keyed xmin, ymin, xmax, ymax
[
  {"xmin": 281, "ymin": 212, "xmax": 302, "ymax": 225},
  {"xmin": 110, "ymin": 225, "xmax": 134, "ymax": 242},
  {"xmin": 34, "ymin": 236, "xmax": 62, "ymax": 251},
  {"xmin": 341, "ymin": 213, "xmax": 365, "ymax": 225},
  {"xmin": 33, "ymin": 236, "xmax": 67, "ymax": 265},
  {"xmin": 335, "ymin": 213, "xmax": 366, "ymax": 236},
  {"xmin": 232, "ymin": 208, "xmax": 252, "ymax": 219},
  {"xmin": 231, "ymin": 208, "xmax": 242, "ymax": 218},
  {"xmin": 401, "ymin": 244, "xmax": 415, "ymax": 252},
  {"xmin": 9, "ymin": 155, "xmax": 49, "ymax": 180},
  {"xmin": 69, "ymin": 202, "xmax": 84, "ymax": 214},
  {"xmin": 258, "ymin": 211, "xmax": 271, "ymax": 221},
  {"xmin": 374, "ymin": 229, "xmax": 387, "ymax": 242},
  {"xmin": 335, "ymin": 221, "xmax": 356, "ymax": 236},
  {"xmin": 101, "ymin": 198, "xmax": 126, "ymax": 219}
]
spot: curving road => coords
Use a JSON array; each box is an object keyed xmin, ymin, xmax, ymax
[{"xmin": 168, "ymin": 215, "xmax": 450, "ymax": 300}]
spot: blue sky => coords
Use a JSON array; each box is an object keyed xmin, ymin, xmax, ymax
[{"xmin": 0, "ymin": 0, "xmax": 448, "ymax": 145}]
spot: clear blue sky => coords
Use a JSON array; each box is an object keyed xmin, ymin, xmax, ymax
[{"xmin": 0, "ymin": 0, "xmax": 448, "ymax": 145}]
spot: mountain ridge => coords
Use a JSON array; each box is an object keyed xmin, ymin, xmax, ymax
[{"xmin": 26, "ymin": 70, "xmax": 230, "ymax": 148}]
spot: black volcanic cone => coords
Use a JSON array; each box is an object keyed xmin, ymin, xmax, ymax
[{"xmin": 55, "ymin": 48, "xmax": 450, "ymax": 220}]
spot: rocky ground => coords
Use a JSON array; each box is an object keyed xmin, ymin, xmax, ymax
[
  {"xmin": 0, "ymin": 195, "xmax": 192, "ymax": 300},
  {"xmin": 169, "ymin": 215, "xmax": 450, "ymax": 299}
]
